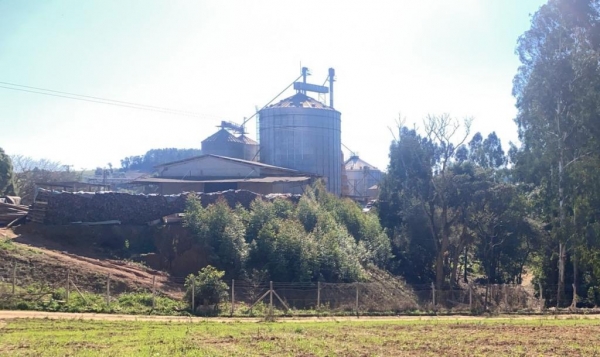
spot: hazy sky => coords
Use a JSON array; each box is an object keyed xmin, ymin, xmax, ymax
[{"xmin": 1, "ymin": 1, "xmax": 546, "ymax": 171}]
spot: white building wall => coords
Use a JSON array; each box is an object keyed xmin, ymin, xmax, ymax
[{"xmin": 158, "ymin": 156, "xmax": 262, "ymax": 179}]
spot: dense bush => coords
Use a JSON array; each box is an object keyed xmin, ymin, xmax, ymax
[
  {"xmin": 185, "ymin": 265, "xmax": 229, "ymax": 313},
  {"xmin": 183, "ymin": 182, "xmax": 391, "ymax": 283}
]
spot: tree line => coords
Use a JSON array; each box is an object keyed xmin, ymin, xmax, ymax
[
  {"xmin": 379, "ymin": 0, "xmax": 600, "ymax": 307},
  {"xmin": 120, "ymin": 148, "xmax": 202, "ymax": 172}
]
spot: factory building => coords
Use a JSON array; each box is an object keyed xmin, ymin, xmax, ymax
[
  {"xmin": 132, "ymin": 155, "xmax": 315, "ymax": 195},
  {"xmin": 138, "ymin": 68, "xmax": 345, "ymax": 196}
]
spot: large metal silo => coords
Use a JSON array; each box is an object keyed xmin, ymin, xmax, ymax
[{"xmin": 259, "ymin": 93, "xmax": 342, "ymax": 195}]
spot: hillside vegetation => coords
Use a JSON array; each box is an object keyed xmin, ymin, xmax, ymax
[{"xmin": 182, "ymin": 182, "xmax": 391, "ymax": 283}]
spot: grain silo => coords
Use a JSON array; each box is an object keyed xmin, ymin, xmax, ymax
[
  {"xmin": 238, "ymin": 134, "xmax": 259, "ymax": 162},
  {"xmin": 258, "ymin": 83, "xmax": 341, "ymax": 195},
  {"xmin": 201, "ymin": 128, "xmax": 245, "ymax": 159},
  {"xmin": 343, "ymin": 155, "xmax": 382, "ymax": 202}
]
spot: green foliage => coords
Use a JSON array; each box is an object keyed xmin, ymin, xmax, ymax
[
  {"xmin": 0, "ymin": 147, "xmax": 15, "ymax": 195},
  {"xmin": 184, "ymin": 265, "xmax": 229, "ymax": 312},
  {"xmin": 378, "ymin": 121, "xmax": 539, "ymax": 288},
  {"xmin": 512, "ymin": 0, "xmax": 600, "ymax": 306},
  {"xmin": 184, "ymin": 195, "xmax": 248, "ymax": 277},
  {"xmin": 182, "ymin": 181, "xmax": 389, "ymax": 283},
  {"xmin": 248, "ymin": 219, "xmax": 317, "ymax": 282},
  {"xmin": 0, "ymin": 286, "xmax": 185, "ymax": 315}
]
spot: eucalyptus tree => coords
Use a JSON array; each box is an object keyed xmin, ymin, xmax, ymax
[{"xmin": 513, "ymin": 0, "xmax": 600, "ymax": 305}]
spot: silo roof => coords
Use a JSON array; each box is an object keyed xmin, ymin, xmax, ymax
[
  {"xmin": 344, "ymin": 156, "xmax": 379, "ymax": 171},
  {"xmin": 237, "ymin": 135, "xmax": 258, "ymax": 145},
  {"xmin": 266, "ymin": 93, "xmax": 334, "ymax": 110},
  {"xmin": 202, "ymin": 128, "xmax": 244, "ymax": 144}
]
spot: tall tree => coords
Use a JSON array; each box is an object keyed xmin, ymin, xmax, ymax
[
  {"xmin": 379, "ymin": 115, "xmax": 471, "ymax": 288},
  {"xmin": 513, "ymin": 0, "xmax": 600, "ymax": 306},
  {"xmin": 424, "ymin": 114, "xmax": 471, "ymax": 289},
  {"xmin": 378, "ymin": 126, "xmax": 436, "ymax": 284}
]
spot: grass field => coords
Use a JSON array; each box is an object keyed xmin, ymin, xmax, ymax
[{"xmin": 2, "ymin": 317, "xmax": 600, "ymax": 356}]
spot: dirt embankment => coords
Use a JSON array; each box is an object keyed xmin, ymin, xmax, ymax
[{"xmin": 0, "ymin": 228, "xmax": 184, "ymax": 298}]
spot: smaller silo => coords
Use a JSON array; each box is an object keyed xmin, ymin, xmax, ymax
[
  {"xmin": 238, "ymin": 135, "xmax": 259, "ymax": 162},
  {"xmin": 201, "ymin": 129, "xmax": 245, "ymax": 159},
  {"xmin": 343, "ymin": 155, "xmax": 382, "ymax": 202}
]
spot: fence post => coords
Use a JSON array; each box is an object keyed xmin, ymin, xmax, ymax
[
  {"xmin": 317, "ymin": 281, "xmax": 321, "ymax": 310},
  {"xmin": 355, "ymin": 283, "xmax": 359, "ymax": 317},
  {"xmin": 151, "ymin": 275, "xmax": 156, "ymax": 310},
  {"xmin": 431, "ymin": 282, "xmax": 436, "ymax": 308},
  {"xmin": 538, "ymin": 281, "xmax": 544, "ymax": 311},
  {"xmin": 503, "ymin": 284, "xmax": 508, "ymax": 312},
  {"xmin": 484, "ymin": 284, "xmax": 489, "ymax": 312},
  {"xmin": 106, "ymin": 273, "xmax": 111, "ymax": 306},
  {"xmin": 469, "ymin": 283, "xmax": 472, "ymax": 311},
  {"xmin": 269, "ymin": 281, "xmax": 274, "ymax": 318},
  {"xmin": 12, "ymin": 260, "xmax": 16, "ymax": 295},
  {"xmin": 231, "ymin": 279, "xmax": 235, "ymax": 317},
  {"xmin": 191, "ymin": 279, "xmax": 195, "ymax": 313},
  {"xmin": 66, "ymin": 269, "xmax": 71, "ymax": 305}
]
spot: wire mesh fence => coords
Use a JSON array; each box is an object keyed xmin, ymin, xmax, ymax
[{"xmin": 0, "ymin": 260, "xmax": 546, "ymax": 316}]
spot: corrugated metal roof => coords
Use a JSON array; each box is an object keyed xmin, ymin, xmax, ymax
[
  {"xmin": 154, "ymin": 154, "xmax": 313, "ymax": 176},
  {"xmin": 237, "ymin": 135, "xmax": 258, "ymax": 145},
  {"xmin": 132, "ymin": 176, "xmax": 313, "ymax": 184},
  {"xmin": 202, "ymin": 129, "xmax": 244, "ymax": 144},
  {"xmin": 344, "ymin": 156, "xmax": 380, "ymax": 171},
  {"xmin": 265, "ymin": 93, "xmax": 334, "ymax": 110}
]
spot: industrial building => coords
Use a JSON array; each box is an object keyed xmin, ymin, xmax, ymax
[
  {"xmin": 137, "ymin": 67, "xmax": 351, "ymax": 197},
  {"xmin": 132, "ymin": 155, "xmax": 315, "ymax": 195}
]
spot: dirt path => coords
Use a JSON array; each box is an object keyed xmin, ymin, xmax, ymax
[
  {"xmin": 0, "ymin": 228, "xmax": 183, "ymax": 297},
  {"xmin": 1, "ymin": 310, "xmax": 600, "ymax": 323}
]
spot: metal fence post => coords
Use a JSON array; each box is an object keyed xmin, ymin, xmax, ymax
[
  {"xmin": 317, "ymin": 281, "xmax": 321, "ymax": 309},
  {"xmin": 269, "ymin": 281, "xmax": 274, "ymax": 317},
  {"xmin": 151, "ymin": 275, "xmax": 156, "ymax": 310},
  {"xmin": 106, "ymin": 273, "xmax": 111, "ymax": 306},
  {"xmin": 66, "ymin": 269, "xmax": 71, "ymax": 305},
  {"xmin": 12, "ymin": 260, "xmax": 16, "ymax": 295},
  {"xmin": 231, "ymin": 279, "xmax": 235, "ymax": 317},
  {"xmin": 431, "ymin": 282, "xmax": 436, "ymax": 308}
]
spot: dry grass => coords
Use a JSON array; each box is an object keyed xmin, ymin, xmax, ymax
[{"xmin": 1, "ymin": 317, "xmax": 600, "ymax": 356}]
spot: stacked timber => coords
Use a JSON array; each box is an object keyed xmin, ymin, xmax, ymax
[
  {"xmin": 0, "ymin": 201, "xmax": 28, "ymax": 226},
  {"xmin": 36, "ymin": 188, "xmax": 301, "ymax": 225}
]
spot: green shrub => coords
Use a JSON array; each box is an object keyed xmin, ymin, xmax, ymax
[{"xmin": 185, "ymin": 266, "xmax": 229, "ymax": 314}]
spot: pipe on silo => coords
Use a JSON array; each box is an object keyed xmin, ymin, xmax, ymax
[{"xmin": 328, "ymin": 68, "xmax": 335, "ymax": 108}]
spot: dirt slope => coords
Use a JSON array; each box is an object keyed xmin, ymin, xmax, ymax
[{"xmin": 0, "ymin": 228, "xmax": 183, "ymax": 298}]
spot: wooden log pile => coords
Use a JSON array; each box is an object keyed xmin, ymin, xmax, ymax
[
  {"xmin": 39, "ymin": 189, "xmax": 301, "ymax": 225},
  {"xmin": 0, "ymin": 201, "xmax": 28, "ymax": 226}
]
